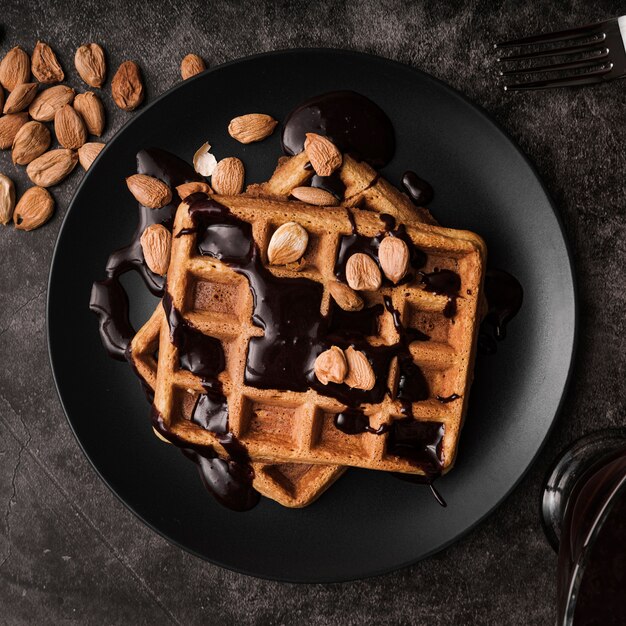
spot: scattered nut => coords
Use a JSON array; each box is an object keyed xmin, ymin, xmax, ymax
[
  {"xmin": 314, "ymin": 347, "xmax": 348, "ymax": 385},
  {"xmin": 267, "ymin": 222, "xmax": 309, "ymax": 265},
  {"xmin": 0, "ymin": 174, "xmax": 16, "ymax": 225},
  {"xmin": 211, "ymin": 157, "xmax": 244, "ymax": 195},
  {"xmin": 75, "ymin": 43, "xmax": 106, "ymax": 88},
  {"xmin": 193, "ymin": 142, "xmax": 217, "ymax": 176},
  {"xmin": 328, "ymin": 281, "xmax": 364, "ymax": 311},
  {"xmin": 31, "ymin": 42, "xmax": 64, "ymax": 83},
  {"xmin": 126, "ymin": 174, "xmax": 172, "ymax": 208},
  {"xmin": 28, "ymin": 85, "xmax": 75, "ymax": 122},
  {"xmin": 12, "ymin": 121, "xmax": 51, "ymax": 165},
  {"xmin": 74, "ymin": 92, "xmax": 105, "ymax": 136},
  {"xmin": 54, "ymin": 104, "xmax": 87, "ymax": 149},
  {"xmin": 3, "ymin": 82, "xmax": 37, "ymax": 114},
  {"xmin": 13, "ymin": 186, "xmax": 54, "ymax": 231},
  {"xmin": 304, "ymin": 133, "xmax": 342, "ymax": 177},
  {"xmin": 111, "ymin": 60, "xmax": 144, "ymax": 111},
  {"xmin": 26, "ymin": 149, "xmax": 78, "ymax": 187},
  {"xmin": 379, "ymin": 235, "xmax": 410, "ymax": 284},
  {"xmin": 0, "ymin": 46, "xmax": 30, "ymax": 92},
  {"xmin": 344, "ymin": 346, "xmax": 376, "ymax": 391},
  {"xmin": 140, "ymin": 223, "xmax": 172, "ymax": 275},
  {"xmin": 78, "ymin": 142, "xmax": 105, "ymax": 170},
  {"xmin": 345, "ymin": 253, "xmax": 382, "ymax": 291},
  {"xmin": 180, "ymin": 54, "xmax": 206, "ymax": 80},
  {"xmin": 0, "ymin": 112, "xmax": 29, "ymax": 149},
  {"xmin": 228, "ymin": 113, "xmax": 277, "ymax": 144},
  {"xmin": 291, "ymin": 186, "xmax": 339, "ymax": 206},
  {"xmin": 176, "ymin": 181, "xmax": 213, "ymax": 199}
]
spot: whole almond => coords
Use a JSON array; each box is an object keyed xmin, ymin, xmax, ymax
[
  {"xmin": 0, "ymin": 174, "xmax": 16, "ymax": 225},
  {"xmin": 379, "ymin": 236, "xmax": 410, "ymax": 284},
  {"xmin": 344, "ymin": 346, "xmax": 376, "ymax": 391},
  {"xmin": 12, "ymin": 121, "xmax": 51, "ymax": 165},
  {"xmin": 126, "ymin": 174, "xmax": 172, "ymax": 208},
  {"xmin": 211, "ymin": 157, "xmax": 244, "ymax": 195},
  {"xmin": 314, "ymin": 347, "xmax": 348, "ymax": 385},
  {"xmin": 78, "ymin": 142, "xmax": 105, "ymax": 170},
  {"xmin": 54, "ymin": 104, "xmax": 87, "ymax": 149},
  {"xmin": 228, "ymin": 113, "xmax": 278, "ymax": 144},
  {"xmin": 31, "ymin": 41, "xmax": 64, "ymax": 83},
  {"xmin": 346, "ymin": 253, "xmax": 382, "ymax": 291},
  {"xmin": 140, "ymin": 224, "xmax": 172, "ymax": 275},
  {"xmin": 290, "ymin": 186, "xmax": 339, "ymax": 206},
  {"xmin": 0, "ymin": 47, "xmax": 30, "ymax": 92},
  {"xmin": 29, "ymin": 85, "xmax": 75, "ymax": 121},
  {"xmin": 267, "ymin": 222, "xmax": 309, "ymax": 265},
  {"xmin": 328, "ymin": 281, "xmax": 364, "ymax": 312},
  {"xmin": 304, "ymin": 133, "xmax": 342, "ymax": 177},
  {"xmin": 111, "ymin": 61, "xmax": 144, "ymax": 111},
  {"xmin": 74, "ymin": 92, "xmax": 105, "ymax": 136},
  {"xmin": 26, "ymin": 149, "xmax": 78, "ymax": 187},
  {"xmin": 176, "ymin": 181, "xmax": 213, "ymax": 199},
  {"xmin": 13, "ymin": 186, "xmax": 54, "ymax": 231},
  {"xmin": 75, "ymin": 43, "xmax": 106, "ymax": 88},
  {"xmin": 0, "ymin": 112, "xmax": 29, "ymax": 149},
  {"xmin": 180, "ymin": 54, "xmax": 206, "ymax": 80},
  {"xmin": 3, "ymin": 82, "xmax": 37, "ymax": 114}
]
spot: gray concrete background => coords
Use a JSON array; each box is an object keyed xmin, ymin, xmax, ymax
[{"xmin": 1, "ymin": 0, "xmax": 625, "ymax": 624}]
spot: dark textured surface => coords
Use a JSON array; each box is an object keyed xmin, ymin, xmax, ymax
[{"xmin": 0, "ymin": 1, "xmax": 624, "ymax": 624}]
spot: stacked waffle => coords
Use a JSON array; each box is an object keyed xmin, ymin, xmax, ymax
[{"xmin": 130, "ymin": 148, "xmax": 486, "ymax": 508}]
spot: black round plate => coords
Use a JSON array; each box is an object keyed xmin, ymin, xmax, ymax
[{"xmin": 48, "ymin": 50, "xmax": 576, "ymax": 582}]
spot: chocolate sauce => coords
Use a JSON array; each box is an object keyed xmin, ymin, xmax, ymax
[
  {"xmin": 311, "ymin": 172, "xmax": 345, "ymax": 200},
  {"xmin": 386, "ymin": 418, "xmax": 445, "ymax": 477},
  {"xmin": 334, "ymin": 409, "xmax": 388, "ymax": 435},
  {"xmin": 392, "ymin": 472, "xmax": 448, "ymax": 507},
  {"xmin": 437, "ymin": 393, "xmax": 460, "ymax": 404},
  {"xmin": 379, "ymin": 213, "xmax": 396, "ymax": 231},
  {"xmin": 90, "ymin": 148, "xmax": 202, "ymax": 360},
  {"xmin": 402, "ymin": 171, "xmax": 434, "ymax": 206},
  {"xmin": 282, "ymin": 91, "xmax": 395, "ymax": 167},
  {"xmin": 420, "ymin": 269, "xmax": 461, "ymax": 319},
  {"xmin": 326, "ymin": 303, "xmax": 383, "ymax": 340}
]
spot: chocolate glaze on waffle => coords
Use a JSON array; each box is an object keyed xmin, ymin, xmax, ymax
[
  {"xmin": 420, "ymin": 269, "xmax": 462, "ymax": 319},
  {"xmin": 402, "ymin": 171, "xmax": 434, "ymax": 206}
]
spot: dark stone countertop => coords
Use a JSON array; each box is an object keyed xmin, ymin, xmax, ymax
[{"xmin": 1, "ymin": 1, "xmax": 625, "ymax": 624}]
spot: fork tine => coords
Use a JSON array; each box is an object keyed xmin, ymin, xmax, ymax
[
  {"xmin": 498, "ymin": 40, "xmax": 606, "ymax": 62},
  {"xmin": 504, "ymin": 64, "xmax": 614, "ymax": 91},
  {"xmin": 495, "ymin": 21, "xmax": 606, "ymax": 48},
  {"xmin": 499, "ymin": 51, "xmax": 609, "ymax": 76}
]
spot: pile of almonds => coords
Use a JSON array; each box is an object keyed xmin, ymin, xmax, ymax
[{"xmin": 0, "ymin": 41, "xmax": 207, "ymax": 231}]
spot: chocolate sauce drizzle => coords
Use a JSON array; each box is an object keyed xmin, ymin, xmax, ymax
[
  {"xmin": 402, "ymin": 171, "xmax": 434, "ymax": 206},
  {"xmin": 420, "ymin": 269, "xmax": 462, "ymax": 319}
]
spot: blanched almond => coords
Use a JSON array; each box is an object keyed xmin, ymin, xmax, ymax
[
  {"xmin": 126, "ymin": 174, "xmax": 172, "ymax": 208},
  {"xmin": 176, "ymin": 181, "xmax": 213, "ymax": 199},
  {"xmin": 26, "ymin": 149, "xmax": 78, "ymax": 187},
  {"xmin": 314, "ymin": 347, "xmax": 348, "ymax": 385},
  {"xmin": 140, "ymin": 224, "xmax": 172, "ymax": 275},
  {"xmin": 345, "ymin": 253, "xmax": 382, "ymax": 291},
  {"xmin": 379, "ymin": 236, "xmax": 410, "ymax": 284},
  {"xmin": 267, "ymin": 222, "xmax": 308, "ymax": 265},
  {"xmin": 304, "ymin": 133, "xmax": 342, "ymax": 176},
  {"xmin": 78, "ymin": 142, "xmax": 105, "ymax": 170},
  {"xmin": 180, "ymin": 54, "xmax": 206, "ymax": 79},
  {"xmin": 12, "ymin": 121, "xmax": 51, "ymax": 165},
  {"xmin": 54, "ymin": 104, "xmax": 87, "ymax": 149},
  {"xmin": 31, "ymin": 42, "xmax": 64, "ymax": 83},
  {"xmin": 344, "ymin": 347, "xmax": 376, "ymax": 391},
  {"xmin": 74, "ymin": 92, "xmax": 105, "ymax": 136},
  {"xmin": 0, "ymin": 174, "xmax": 16, "ymax": 225},
  {"xmin": 3, "ymin": 82, "xmax": 37, "ymax": 114},
  {"xmin": 211, "ymin": 157, "xmax": 244, "ymax": 195},
  {"xmin": 0, "ymin": 47, "xmax": 30, "ymax": 92},
  {"xmin": 328, "ymin": 281, "xmax": 364, "ymax": 311},
  {"xmin": 228, "ymin": 113, "xmax": 277, "ymax": 144},
  {"xmin": 290, "ymin": 186, "xmax": 339, "ymax": 206},
  {"xmin": 0, "ymin": 112, "xmax": 29, "ymax": 149},
  {"xmin": 29, "ymin": 85, "xmax": 75, "ymax": 121},
  {"xmin": 13, "ymin": 186, "xmax": 54, "ymax": 231},
  {"xmin": 111, "ymin": 60, "xmax": 144, "ymax": 111},
  {"xmin": 75, "ymin": 43, "xmax": 106, "ymax": 88}
]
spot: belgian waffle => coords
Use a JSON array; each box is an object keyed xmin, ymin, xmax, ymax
[
  {"xmin": 130, "ymin": 305, "xmax": 345, "ymax": 508},
  {"xmin": 152, "ymin": 181, "xmax": 486, "ymax": 476}
]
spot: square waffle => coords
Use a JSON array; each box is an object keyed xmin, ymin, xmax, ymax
[{"xmin": 152, "ymin": 178, "xmax": 486, "ymax": 477}]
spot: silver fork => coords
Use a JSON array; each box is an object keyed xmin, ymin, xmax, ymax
[{"xmin": 495, "ymin": 16, "xmax": 626, "ymax": 91}]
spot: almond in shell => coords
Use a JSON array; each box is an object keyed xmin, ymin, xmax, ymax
[
  {"xmin": 29, "ymin": 85, "xmax": 75, "ymax": 121},
  {"xmin": 345, "ymin": 253, "xmax": 382, "ymax": 291},
  {"xmin": 3, "ymin": 82, "xmax": 37, "ymax": 114},
  {"xmin": 12, "ymin": 121, "xmax": 51, "ymax": 165},
  {"xmin": 140, "ymin": 224, "xmax": 172, "ymax": 275},
  {"xmin": 267, "ymin": 222, "xmax": 309, "ymax": 265},
  {"xmin": 13, "ymin": 186, "xmax": 54, "ymax": 231},
  {"xmin": 111, "ymin": 61, "xmax": 144, "ymax": 111},
  {"xmin": 75, "ymin": 43, "xmax": 106, "ymax": 88},
  {"xmin": 344, "ymin": 346, "xmax": 376, "ymax": 391},
  {"xmin": 290, "ymin": 186, "xmax": 339, "ymax": 206},
  {"xmin": 228, "ymin": 113, "xmax": 277, "ymax": 144},
  {"xmin": 0, "ymin": 174, "xmax": 16, "ymax": 225},
  {"xmin": 378, "ymin": 235, "xmax": 410, "ymax": 284},
  {"xmin": 180, "ymin": 54, "xmax": 206, "ymax": 79},
  {"xmin": 74, "ymin": 91, "xmax": 105, "ymax": 136},
  {"xmin": 304, "ymin": 133, "xmax": 342, "ymax": 177},
  {"xmin": 54, "ymin": 104, "xmax": 87, "ymax": 149},
  {"xmin": 0, "ymin": 112, "xmax": 29, "ymax": 149},
  {"xmin": 314, "ymin": 347, "xmax": 348, "ymax": 385},
  {"xmin": 78, "ymin": 142, "xmax": 105, "ymax": 170},
  {"xmin": 31, "ymin": 41, "xmax": 64, "ymax": 83},
  {"xmin": 211, "ymin": 157, "xmax": 244, "ymax": 195},
  {"xmin": 26, "ymin": 149, "xmax": 78, "ymax": 187},
  {"xmin": 126, "ymin": 174, "xmax": 172, "ymax": 208},
  {"xmin": 0, "ymin": 46, "xmax": 30, "ymax": 92},
  {"xmin": 176, "ymin": 181, "xmax": 213, "ymax": 199}
]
